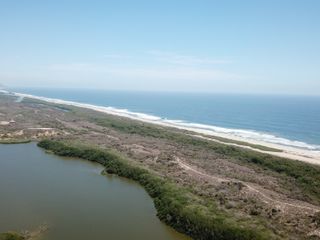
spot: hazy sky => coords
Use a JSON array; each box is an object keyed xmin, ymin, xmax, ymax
[{"xmin": 0, "ymin": 0, "xmax": 319, "ymax": 94}]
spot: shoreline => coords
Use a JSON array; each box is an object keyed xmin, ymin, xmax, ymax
[
  {"xmin": 9, "ymin": 91, "xmax": 320, "ymax": 165},
  {"xmin": 2, "ymin": 90, "xmax": 320, "ymax": 238}
]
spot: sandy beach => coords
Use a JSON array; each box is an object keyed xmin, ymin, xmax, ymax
[{"xmin": 12, "ymin": 91, "xmax": 320, "ymax": 166}]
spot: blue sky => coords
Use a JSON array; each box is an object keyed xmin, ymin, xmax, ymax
[{"xmin": 0, "ymin": 0, "xmax": 319, "ymax": 94}]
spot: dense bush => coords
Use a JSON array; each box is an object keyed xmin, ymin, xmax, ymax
[
  {"xmin": 0, "ymin": 139, "xmax": 31, "ymax": 144},
  {"xmin": 0, "ymin": 233, "xmax": 24, "ymax": 240},
  {"xmin": 38, "ymin": 140, "xmax": 274, "ymax": 240},
  {"xmin": 233, "ymin": 149, "xmax": 320, "ymax": 203}
]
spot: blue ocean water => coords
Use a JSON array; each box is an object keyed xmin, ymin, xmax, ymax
[{"xmin": 11, "ymin": 88, "xmax": 320, "ymax": 147}]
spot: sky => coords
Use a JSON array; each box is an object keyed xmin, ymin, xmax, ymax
[{"xmin": 0, "ymin": 0, "xmax": 319, "ymax": 94}]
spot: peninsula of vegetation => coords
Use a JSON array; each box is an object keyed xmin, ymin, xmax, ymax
[{"xmin": 1, "ymin": 92, "xmax": 320, "ymax": 239}]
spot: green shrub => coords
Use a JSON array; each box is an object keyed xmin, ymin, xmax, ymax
[
  {"xmin": 38, "ymin": 140, "xmax": 275, "ymax": 240},
  {"xmin": 0, "ymin": 233, "xmax": 24, "ymax": 240}
]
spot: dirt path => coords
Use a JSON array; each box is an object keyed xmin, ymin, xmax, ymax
[{"xmin": 175, "ymin": 157, "xmax": 320, "ymax": 213}]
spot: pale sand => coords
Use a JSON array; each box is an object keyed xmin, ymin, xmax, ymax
[{"xmin": 0, "ymin": 121, "xmax": 10, "ymax": 126}]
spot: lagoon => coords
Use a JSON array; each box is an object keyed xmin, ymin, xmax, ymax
[{"xmin": 0, "ymin": 143, "xmax": 189, "ymax": 240}]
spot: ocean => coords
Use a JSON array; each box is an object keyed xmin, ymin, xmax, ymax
[{"xmin": 10, "ymin": 88, "xmax": 320, "ymax": 150}]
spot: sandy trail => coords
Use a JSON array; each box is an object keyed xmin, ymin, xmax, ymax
[{"xmin": 175, "ymin": 157, "xmax": 320, "ymax": 213}]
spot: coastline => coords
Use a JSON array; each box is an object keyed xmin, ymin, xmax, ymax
[
  {"xmin": 10, "ymin": 91, "xmax": 320, "ymax": 165},
  {"xmin": 2, "ymin": 90, "xmax": 320, "ymax": 238}
]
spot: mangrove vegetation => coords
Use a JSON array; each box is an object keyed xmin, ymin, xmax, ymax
[{"xmin": 38, "ymin": 139, "xmax": 276, "ymax": 240}]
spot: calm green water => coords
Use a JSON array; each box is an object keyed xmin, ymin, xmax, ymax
[{"xmin": 0, "ymin": 143, "xmax": 190, "ymax": 240}]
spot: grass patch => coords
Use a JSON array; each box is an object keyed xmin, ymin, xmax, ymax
[
  {"xmin": 199, "ymin": 135, "xmax": 282, "ymax": 152},
  {"xmin": 237, "ymin": 150, "xmax": 320, "ymax": 203},
  {"xmin": 22, "ymin": 98, "xmax": 73, "ymax": 112},
  {"xmin": 0, "ymin": 233, "xmax": 24, "ymax": 240},
  {"xmin": 38, "ymin": 139, "xmax": 276, "ymax": 240},
  {"xmin": 93, "ymin": 116, "xmax": 174, "ymax": 138},
  {"xmin": 93, "ymin": 116, "xmax": 281, "ymax": 152}
]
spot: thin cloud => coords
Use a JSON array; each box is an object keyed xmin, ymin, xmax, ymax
[
  {"xmin": 148, "ymin": 50, "xmax": 232, "ymax": 66},
  {"xmin": 48, "ymin": 63, "xmax": 94, "ymax": 71},
  {"xmin": 102, "ymin": 54, "xmax": 133, "ymax": 60},
  {"xmin": 46, "ymin": 62, "xmax": 244, "ymax": 81}
]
